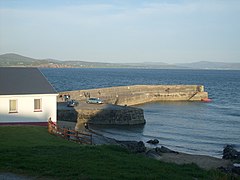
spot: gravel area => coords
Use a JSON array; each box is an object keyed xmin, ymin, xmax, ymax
[{"xmin": 160, "ymin": 152, "xmax": 232, "ymax": 170}]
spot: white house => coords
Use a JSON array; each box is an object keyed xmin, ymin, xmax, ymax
[{"xmin": 0, "ymin": 67, "xmax": 58, "ymax": 124}]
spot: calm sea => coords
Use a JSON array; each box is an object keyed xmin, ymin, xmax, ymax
[{"xmin": 41, "ymin": 68, "xmax": 240, "ymax": 157}]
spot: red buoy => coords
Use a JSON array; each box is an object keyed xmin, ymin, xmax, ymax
[{"xmin": 201, "ymin": 98, "xmax": 212, "ymax": 102}]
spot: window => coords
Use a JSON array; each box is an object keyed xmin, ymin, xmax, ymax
[
  {"xmin": 34, "ymin": 99, "xmax": 42, "ymax": 112},
  {"xmin": 9, "ymin": 100, "xmax": 18, "ymax": 113}
]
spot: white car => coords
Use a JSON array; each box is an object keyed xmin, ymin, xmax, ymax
[{"xmin": 86, "ymin": 98, "xmax": 103, "ymax": 104}]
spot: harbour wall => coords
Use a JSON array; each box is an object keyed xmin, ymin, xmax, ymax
[
  {"xmin": 58, "ymin": 85, "xmax": 208, "ymax": 106},
  {"xmin": 57, "ymin": 103, "xmax": 146, "ymax": 128}
]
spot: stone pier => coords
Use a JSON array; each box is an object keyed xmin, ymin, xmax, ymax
[
  {"xmin": 59, "ymin": 85, "xmax": 208, "ymax": 106},
  {"xmin": 57, "ymin": 85, "xmax": 208, "ymax": 126},
  {"xmin": 57, "ymin": 102, "xmax": 145, "ymax": 129}
]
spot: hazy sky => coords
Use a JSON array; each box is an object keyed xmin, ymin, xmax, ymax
[{"xmin": 0, "ymin": 0, "xmax": 240, "ymax": 63}]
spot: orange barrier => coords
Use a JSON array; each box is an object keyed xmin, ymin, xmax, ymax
[{"xmin": 48, "ymin": 119, "xmax": 92, "ymax": 145}]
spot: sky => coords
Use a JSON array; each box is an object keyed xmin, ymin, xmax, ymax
[{"xmin": 0, "ymin": 0, "xmax": 240, "ymax": 63}]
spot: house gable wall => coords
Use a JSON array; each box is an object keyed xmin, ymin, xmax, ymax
[{"xmin": 0, "ymin": 94, "xmax": 57, "ymax": 123}]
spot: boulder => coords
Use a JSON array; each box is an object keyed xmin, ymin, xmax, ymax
[
  {"xmin": 223, "ymin": 145, "xmax": 240, "ymax": 160},
  {"xmin": 117, "ymin": 141, "xmax": 146, "ymax": 153},
  {"xmin": 217, "ymin": 166, "xmax": 232, "ymax": 174},
  {"xmin": 146, "ymin": 139, "xmax": 159, "ymax": 145},
  {"xmin": 232, "ymin": 166, "xmax": 240, "ymax": 175},
  {"xmin": 145, "ymin": 149, "xmax": 162, "ymax": 160},
  {"xmin": 218, "ymin": 164, "xmax": 240, "ymax": 176},
  {"xmin": 155, "ymin": 146, "xmax": 179, "ymax": 154}
]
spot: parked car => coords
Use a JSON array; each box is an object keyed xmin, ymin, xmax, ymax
[
  {"xmin": 67, "ymin": 100, "xmax": 79, "ymax": 107},
  {"xmin": 86, "ymin": 98, "xmax": 103, "ymax": 104}
]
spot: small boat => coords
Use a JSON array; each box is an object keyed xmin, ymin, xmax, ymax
[{"xmin": 201, "ymin": 98, "xmax": 212, "ymax": 102}]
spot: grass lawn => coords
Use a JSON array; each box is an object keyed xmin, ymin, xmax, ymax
[{"xmin": 0, "ymin": 126, "xmax": 230, "ymax": 179}]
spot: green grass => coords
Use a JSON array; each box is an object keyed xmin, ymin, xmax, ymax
[{"xmin": 0, "ymin": 126, "xmax": 231, "ymax": 179}]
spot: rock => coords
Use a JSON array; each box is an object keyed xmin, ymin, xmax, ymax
[
  {"xmin": 218, "ymin": 165, "xmax": 240, "ymax": 176},
  {"xmin": 155, "ymin": 146, "xmax": 179, "ymax": 154},
  {"xmin": 145, "ymin": 149, "xmax": 162, "ymax": 160},
  {"xmin": 146, "ymin": 139, "xmax": 159, "ymax": 145},
  {"xmin": 217, "ymin": 166, "xmax": 232, "ymax": 174},
  {"xmin": 223, "ymin": 145, "xmax": 240, "ymax": 160},
  {"xmin": 117, "ymin": 141, "xmax": 146, "ymax": 153},
  {"xmin": 232, "ymin": 164, "xmax": 240, "ymax": 175}
]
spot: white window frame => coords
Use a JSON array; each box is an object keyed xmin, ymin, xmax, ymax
[
  {"xmin": 9, "ymin": 99, "xmax": 18, "ymax": 113},
  {"xmin": 34, "ymin": 98, "xmax": 42, "ymax": 112}
]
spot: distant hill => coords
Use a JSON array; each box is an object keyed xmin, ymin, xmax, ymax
[
  {"xmin": 0, "ymin": 53, "xmax": 180, "ymax": 68},
  {"xmin": 0, "ymin": 53, "xmax": 239, "ymax": 70},
  {"xmin": 0, "ymin": 53, "xmax": 129, "ymax": 68},
  {"xmin": 0, "ymin": 53, "xmax": 68, "ymax": 68},
  {"xmin": 0, "ymin": 53, "xmax": 37, "ymax": 64},
  {"xmin": 177, "ymin": 61, "xmax": 240, "ymax": 70}
]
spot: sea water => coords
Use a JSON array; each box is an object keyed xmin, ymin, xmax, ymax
[{"xmin": 41, "ymin": 68, "xmax": 240, "ymax": 157}]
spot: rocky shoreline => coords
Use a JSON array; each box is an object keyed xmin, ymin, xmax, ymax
[
  {"xmin": 57, "ymin": 120, "xmax": 239, "ymax": 176},
  {"xmin": 90, "ymin": 130, "xmax": 240, "ymax": 176}
]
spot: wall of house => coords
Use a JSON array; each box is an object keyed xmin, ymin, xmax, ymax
[{"xmin": 0, "ymin": 94, "xmax": 57, "ymax": 123}]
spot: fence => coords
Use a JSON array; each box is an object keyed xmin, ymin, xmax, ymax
[{"xmin": 48, "ymin": 119, "xmax": 92, "ymax": 145}]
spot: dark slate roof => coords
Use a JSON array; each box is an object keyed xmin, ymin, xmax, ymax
[{"xmin": 0, "ymin": 67, "xmax": 57, "ymax": 95}]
